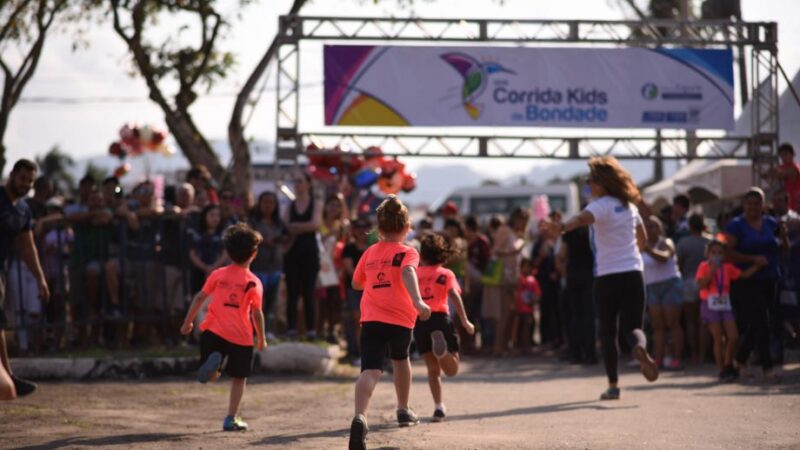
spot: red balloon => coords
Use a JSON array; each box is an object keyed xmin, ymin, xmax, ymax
[
  {"xmin": 378, "ymin": 171, "xmax": 404, "ymax": 195},
  {"xmin": 109, "ymin": 142, "xmax": 122, "ymax": 157},
  {"xmin": 114, "ymin": 163, "xmax": 131, "ymax": 178},
  {"xmin": 401, "ymin": 172, "xmax": 417, "ymax": 193},
  {"xmin": 308, "ymin": 164, "xmax": 335, "ymax": 182},
  {"xmin": 364, "ymin": 146, "xmax": 384, "ymax": 170},
  {"xmin": 152, "ymin": 131, "xmax": 166, "ymax": 145},
  {"xmin": 381, "ymin": 159, "xmax": 404, "ymax": 176}
]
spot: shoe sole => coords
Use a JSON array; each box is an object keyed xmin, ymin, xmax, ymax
[
  {"xmin": 633, "ymin": 345, "xmax": 659, "ymax": 382},
  {"xmin": 431, "ymin": 331, "xmax": 447, "ymax": 359},
  {"xmin": 197, "ymin": 352, "xmax": 223, "ymax": 384},
  {"xmin": 349, "ymin": 416, "xmax": 368, "ymax": 450},
  {"xmin": 431, "ymin": 415, "xmax": 445, "ymax": 423},
  {"xmin": 600, "ymin": 393, "xmax": 620, "ymax": 400},
  {"xmin": 398, "ymin": 420, "xmax": 419, "ymax": 428}
]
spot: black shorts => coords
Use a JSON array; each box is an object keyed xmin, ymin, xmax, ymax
[
  {"xmin": 360, "ymin": 321, "xmax": 413, "ymax": 372},
  {"xmin": 200, "ymin": 331, "xmax": 254, "ymax": 378},
  {"xmin": 414, "ymin": 312, "xmax": 460, "ymax": 355}
]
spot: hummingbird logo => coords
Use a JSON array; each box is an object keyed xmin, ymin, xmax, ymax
[{"xmin": 441, "ymin": 52, "xmax": 515, "ymax": 119}]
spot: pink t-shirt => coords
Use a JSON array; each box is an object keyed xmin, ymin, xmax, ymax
[
  {"xmin": 353, "ymin": 241, "xmax": 420, "ymax": 328},
  {"xmin": 515, "ymin": 275, "xmax": 542, "ymax": 314},
  {"xmin": 695, "ymin": 261, "xmax": 741, "ymax": 301},
  {"xmin": 200, "ymin": 265, "xmax": 263, "ymax": 346},
  {"xmin": 417, "ymin": 265, "xmax": 460, "ymax": 314}
]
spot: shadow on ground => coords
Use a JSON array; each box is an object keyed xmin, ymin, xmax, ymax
[{"xmin": 16, "ymin": 433, "xmax": 191, "ymax": 449}]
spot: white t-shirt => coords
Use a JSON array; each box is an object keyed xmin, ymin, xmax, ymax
[{"xmin": 585, "ymin": 196, "xmax": 644, "ymax": 277}]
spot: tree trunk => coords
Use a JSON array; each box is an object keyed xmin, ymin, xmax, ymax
[
  {"xmin": 164, "ymin": 109, "xmax": 225, "ymax": 181},
  {"xmin": 227, "ymin": 0, "xmax": 307, "ymax": 197}
]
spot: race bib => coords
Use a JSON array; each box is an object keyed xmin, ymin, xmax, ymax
[{"xmin": 707, "ymin": 294, "xmax": 732, "ymax": 312}]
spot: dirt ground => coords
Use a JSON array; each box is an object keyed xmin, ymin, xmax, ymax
[{"xmin": 2, "ymin": 356, "xmax": 799, "ymax": 449}]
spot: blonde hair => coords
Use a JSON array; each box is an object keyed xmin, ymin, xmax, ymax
[
  {"xmin": 376, "ymin": 195, "xmax": 410, "ymax": 234},
  {"xmin": 588, "ymin": 156, "xmax": 641, "ymax": 207}
]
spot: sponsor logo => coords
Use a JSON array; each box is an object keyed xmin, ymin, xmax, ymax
[
  {"xmin": 392, "ymin": 252, "xmax": 407, "ymax": 267},
  {"xmin": 224, "ymin": 293, "xmax": 239, "ymax": 309},
  {"xmin": 441, "ymin": 52, "xmax": 515, "ymax": 119},
  {"xmin": 373, "ymin": 271, "xmax": 391, "ymax": 289},
  {"xmin": 641, "ymin": 83, "xmax": 659, "ymax": 100}
]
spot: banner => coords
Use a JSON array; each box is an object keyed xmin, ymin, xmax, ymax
[{"xmin": 324, "ymin": 45, "xmax": 734, "ymax": 130}]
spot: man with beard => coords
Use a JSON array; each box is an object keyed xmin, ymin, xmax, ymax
[{"xmin": 0, "ymin": 159, "xmax": 50, "ymax": 399}]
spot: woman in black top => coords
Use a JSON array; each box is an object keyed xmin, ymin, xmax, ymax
[{"xmin": 283, "ymin": 172, "xmax": 323, "ymax": 340}]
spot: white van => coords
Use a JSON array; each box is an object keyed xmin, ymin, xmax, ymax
[{"xmin": 430, "ymin": 182, "xmax": 581, "ymax": 221}]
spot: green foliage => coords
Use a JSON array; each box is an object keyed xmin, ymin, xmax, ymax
[{"xmin": 35, "ymin": 146, "xmax": 75, "ymax": 193}]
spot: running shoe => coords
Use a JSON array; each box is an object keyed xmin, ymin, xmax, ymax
[
  {"xmin": 724, "ymin": 365, "xmax": 739, "ymax": 382},
  {"xmin": 667, "ymin": 358, "xmax": 684, "ymax": 371},
  {"xmin": 432, "ymin": 407, "xmax": 446, "ymax": 423},
  {"xmin": 632, "ymin": 345, "xmax": 659, "ymax": 382},
  {"xmin": 223, "ymin": 415, "xmax": 248, "ymax": 431},
  {"xmin": 600, "ymin": 387, "xmax": 620, "ymax": 400},
  {"xmin": 349, "ymin": 414, "xmax": 368, "ymax": 450},
  {"xmin": 396, "ymin": 408, "xmax": 420, "ymax": 427},
  {"xmin": 431, "ymin": 330, "xmax": 448, "ymax": 359},
  {"xmin": 11, "ymin": 375, "xmax": 37, "ymax": 397},
  {"xmin": 197, "ymin": 352, "xmax": 223, "ymax": 384}
]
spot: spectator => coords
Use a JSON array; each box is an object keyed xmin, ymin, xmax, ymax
[
  {"xmin": 512, "ymin": 258, "xmax": 540, "ymax": 354},
  {"xmin": 101, "ymin": 176, "xmax": 121, "ymax": 210},
  {"xmin": 186, "ymin": 165, "xmax": 218, "ymax": 206},
  {"xmin": 672, "ymin": 194, "xmax": 691, "ymax": 242},
  {"xmin": 282, "ymin": 172, "xmax": 323, "ymax": 340},
  {"xmin": 342, "ymin": 217, "xmax": 372, "ymax": 365},
  {"xmin": 218, "ymin": 188, "xmax": 240, "ymax": 228},
  {"xmin": 318, "ymin": 193, "xmax": 348, "ymax": 343},
  {"xmin": 189, "ymin": 204, "xmax": 227, "ymax": 295},
  {"xmin": 480, "ymin": 214, "xmax": 505, "ymax": 351},
  {"xmin": 0, "ymin": 159, "xmax": 49, "ymax": 398},
  {"xmin": 676, "ymin": 213, "xmax": 712, "ymax": 364},
  {"xmin": 642, "ymin": 215, "xmax": 685, "ymax": 370},
  {"xmin": 38, "ymin": 199, "xmax": 72, "ymax": 352},
  {"xmin": 532, "ymin": 212, "xmax": 562, "ymax": 350},
  {"xmin": 26, "ymin": 176, "xmax": 54, "ymax": 220},
  {"xmin": 557, "ymin": 218, "xmax": 597, "ymax": 364},
  {"xmin": 725, "ymin": 187, "xmax": 786, "ymax": 380},
  {"xmin": 490, "ymin": 207, "xmax": 530, "ymax": 356},
  {"xmin": 249, "ymin": 191, "xmax": 287, "ymax": 339},
  {"xmin": 767, "ymin": 143, "xmax": 800, "ymax": 211},
  {"xmin": 463, "ymin": 216, "xmax": 490, "ymax": 354},
  {"xmin": 769, "ymin": 190, "xmax": 799, "ymax": 366}
]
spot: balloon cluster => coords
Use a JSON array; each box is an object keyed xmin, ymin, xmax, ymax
[
  {"xmin": 306, "ymin": 145, "xmax": 416, "ymax": 195},
  {"xmin": 108, "ymin": 123, "xmax": 174, "ymax": 177}
]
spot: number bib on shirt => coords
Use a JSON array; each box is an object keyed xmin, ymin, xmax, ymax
[{"xmin": 707, "ymin": 294, "xmax": 732, "ymax": 312}]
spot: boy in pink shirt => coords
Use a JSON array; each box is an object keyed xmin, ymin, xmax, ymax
[
  {"xmin": 349, "ymin": 196, "xmax": 431, "ymax": 450},
  {"xmin": 414, "ymin": 232, "xmax": 475, "ymax": 423},
  {"xmin": 181, "ymin": 223, "xmax": 267, "ymax": 431}
]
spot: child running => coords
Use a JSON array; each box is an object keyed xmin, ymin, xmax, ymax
[
  {"xmin": 180, "ymin": 223, "xmax": 267, "ymax": 432},
  {"xmin": 695, "ymin": 237, "xmax": 764, "ymax": 382},
  {"xmin": 348, "ymin": 196, "xmax": 432, "ymax": 450},
  {"xmin": 415, "ymin": 232, "xmax": 475, "ymax": 423}
]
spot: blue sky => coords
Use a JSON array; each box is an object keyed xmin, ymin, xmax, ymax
[{"xmin": 4, "ymin": 0, "xmax": 799, "ymax": 181}]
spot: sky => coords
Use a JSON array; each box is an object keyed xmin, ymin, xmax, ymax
[{"xmin": 4, "ymin": 0, "xmax": 800, "ymax": 182}]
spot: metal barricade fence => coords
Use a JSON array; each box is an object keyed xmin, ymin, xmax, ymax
[{"xmin": 3, "ymin": 213, "xmax": 195, "ymax": 349}]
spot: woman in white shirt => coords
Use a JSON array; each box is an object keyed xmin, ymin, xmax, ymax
[{"xmin": 542, "ymin": 156, "xmax": 658, "ymax": 400}]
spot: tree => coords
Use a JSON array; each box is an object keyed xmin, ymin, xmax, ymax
[
  {"xmin": 0, "ymin": 0, "xmax": 70, "ymax": 175},
  {"xmin": 35, "ymin": 145, "xmax": 75, "ymax": 193},
  {"xmin": 108, "ymin": 0, "xmax": 242, "ymax": 184}
]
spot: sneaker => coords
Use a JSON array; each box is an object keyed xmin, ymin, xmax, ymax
[
  {"xmin": 197, "ymin": 352, "xmax": 223, "ymax": 384},
  {"xmin": 223, "ymin": 415, "xmax": 248, "ymax": 431},
  {"xmin": 632, "ymin": 345, "xmax": 659, "ymax": 382},
  {"xmin": 396, "ymin": 408, "xmax": 420, "ymax": 427},
  {"xmin": 431, "ymin": 330, "xmax": 448, "ymax": 359},
  {"xmin": 432, "ymin": 407, "xmax": 446, "ymax": 423},
  {"xmin": 349, "ymin": 414, "xmax": 368, "ymax": 450},
  {"xmin": 724, "ymin": 365, "xmax": 739, "ymax": 382},
  {"xmin": 667, "ymin": 358, "xmax": 684, "ymax": 371},
  {"xmin": 600, "ymin": 386, "xmax": 620, "ymax": 400},
  {"xmin": 11, "ymin": 375, "xmax": 37, "ymax": 397}
]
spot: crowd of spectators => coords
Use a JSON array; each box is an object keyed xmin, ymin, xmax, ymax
[{"xmin": 2, "ymin": 148, "xmax": 799, "ymax": 381}]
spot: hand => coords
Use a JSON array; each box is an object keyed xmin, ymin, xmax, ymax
[
  {"xmin": 539, "ymin": 220, "xmax": 562, "ymax": 237},
  {"xmin": 180, "ymin": 321, "xmax": 194, "ymax": 335},
  {"xmin": 37, "ymin": 279, "xmax": 50, "ymax": 303},
  {"xmin": 257, "ymin": 338, "xmax": 268, "ymax": 351},
  {"xmin": 753, "ymin": 255, "xmax": 769, "ymax": 267},
  {"xmin": 463, "ymin": 320, "xmax": 476, "ymax": 336},
  {"xmin": 417, "ymin": 302, "xmax": 432, "ymax": 321}
]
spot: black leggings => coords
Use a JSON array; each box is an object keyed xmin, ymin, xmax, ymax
[
  {"xmin": 595, "ymin": 271, "xmax": 647, "ymax": 384},
  {"xmin": 732, "ymin": 278, "xmax": 775, "ymax": 370},
  {"xmin": 283, "ymin": 252, "xmax": 319, "ymax": 334}
]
